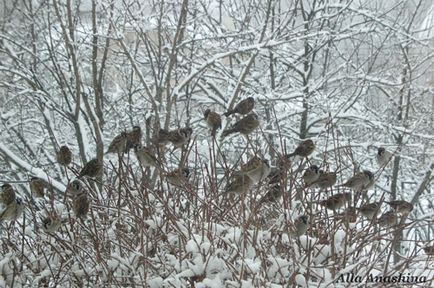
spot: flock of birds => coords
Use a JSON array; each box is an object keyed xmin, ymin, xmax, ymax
[{"xmin": 0, "ymin": 96, "xmax": 433, "ymax": 255}]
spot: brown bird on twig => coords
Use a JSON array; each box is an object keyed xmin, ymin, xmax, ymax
[
  {"xmin": 357, "ymin": 202, "xmax": 381, "ymax": 219},
  {"xmin": 78, "ymin": 158, "xmax": 103, "ymax": 178},
  {"xmin": 125, "ymin": 126, "xmax": 142, "ymax": 152},
  {"xmin": 223, "ymin": 97, "xmax": 255, "ymax": 117},
  {"xmin": 30, "ymin": 177, "xmax": 45, "ymax": 198},
  {"xmin": 221, "ymin": 113, "xmax": 259, "ymax": 138},
  {"xmin": 106, "ymin": 132, "xmax": 128, "ymax": 154},
  {"xmin": 285, "ymin": 139, "xmax": 315, "ymax": 158},
  {"xmin": 319, "ymin": 192, "xmax": 351, "ymax": 210},
  {"xmin": 57, "ymin": 145, "xmax": 72, "ymax": 166},
  {"xmin": 1, "ymin": 184, "xmax": 16, "ymax": 205},
  {"xmin": 204, "ymin": 109, "xmax": 222, "ymax": 137},
  {"xmin": 385, "ymin": 200, "xmax": 413, "ymax": 215}
]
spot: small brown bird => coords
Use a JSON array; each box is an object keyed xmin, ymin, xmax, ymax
[
  {"xmin": 377, "ymin": 211, "xmax": 397, "ymax": 227},
  {"xmin": 65, "ymin": 179, "xmax": 83, "ymax": 196},
  {"xmin": 0, "ymin": 197, "xmax": 24, "ymax": 222},
  {"xmin": 165, "ymin": 168, "xmax": 190, "ymax": 187},
  {"xmin": 221, "ymin": 113, "xmax": 260, "ymax": 138},
  {"xmin": 423, "ymin": 245, "xmax": 434, "ymax": 255},
  {"xmin": 385, "ymin": 200, "xmax": 413, "ymax": 215},
  {"xmin": 260, "ymin": 185, "xmax": 283, "ymax": 204},
  {"xmin": 1, "ymin": 184, "xmax": 16, "ymax": 205},
  {"xmin": 223, "ymin": 97, "xmax": 255, "ymax": 117},
  {"xmin": 225, "ymin": 172, "xmax": 253, "ymax": 195},
  {"xmin": 125, "ymin": 126, "xmax": 142, "ymax": 152},
  {"xmin": 204, "ymin": 109, "xmax": 222, "ymax": 137},
  {"xmin": 157, "ymin": 127, "xmax": 193, "ymax": 149},
  {"xmin": 78, "ymin": 158, "xmax": 103, "ymax": 178},
  {"xmin": 42, "ymin": 215, "xmax": 63, "ymax": 233},
  {"xmin": 240, "ymin": 156, "xmax": 271, "ymax": 183},
  {"xmin": 309, "ymin": 171, "xmax": 337, "ymax": 189},
  {"xmin": 286, "ymin": 139, "xmax": 315, "ymax": 158},
  {"xmin": 303, "ymin": 165, "xmax": 320, "ymax": 186},
  {"xmin": 357, "ymin": 202, "xmax": 381, "ymax": 219},
  {"xmin": 293, "ymin": 215, "xmax": 309, "ymax": 237},
  {"xmin": 134, "ymin": 144, "xmax": 158, "ymax": 167},
  {"xmin": 341, "ymin": 170, "xmax": 374, "ymax": 191},
  {"xmin": 377, "ymin": 147, "xmax": 392, "ymax": 167},
  {"xmin": 72, "ymin": 190, "xmax": 90, "ymax": 219},
  {"xmin": 29, "ymin": 177, "xmax": 45, "ymax": 198},
  {"xmin": 336, "ymin": 207, "xmax": 358, "ymax": 223},
  {"xmin": 56, "ymin": 145, "xmax": 72, "ymax": 166},
  {"xmin": 106, "ymin": 132, "xmax": 128, "ymax": 154},
  {"xmin": 320, "ymin": 192, "xmax": 351, "ymax": 210}
]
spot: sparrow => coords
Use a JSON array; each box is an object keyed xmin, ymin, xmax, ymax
[
  {"xmin": 223, "ymin": 97, "xmax": 255, "ymax": 117},
  {"xmin": 0, "ymin": 198, "xmax": 24, "ymax": 222},
  {"xmin": 340, "ymin": 170, "xmax": 375, "ymax": 191},
  {"xmin": 72, "ymin": 189, "xmax": 90, "ymax": 219},
  {"xmin": 66, "ymin": 179, "xmax": 83, "ymax": 196},
  {"xmin": 336, "ymin": 207, "xmax": 357, "ymax": 223},
  {"xmin": 106, "ymin": 131, "xmax": 128, "ymax": 154},
  {"xmin": 377, "ymin": 211, "xmax": 397, "ymax": 227},
  {"xmin": 225, "ymin": 172, "xmax": 253, "ymax": 195},
  {"xmin": 78, "ymin": 158, "xmax": 103, "ymax": 178},
  {"xmin": 134, "ymin": 144, "xmax": 158, "ymax": 167},
  {"xmin": 377, "ymin": 147, "xmax": 392, "ymax": 167},
  {"xmin": 56, "ymin": 145, "xmax": 72, "ymax": 166},
  {"xmin": 260, "ymin": 185, "xmax": 283, "ymax": 203},
  {"xmin": 42, "ymin": 215, "xmax": 63, "ymax": 233},
  {"xmin": 125, "ymin": 126, "xmax": 142, "ymax": 152},
  {"xmin": 423, "ymin": 245, "xmax": 434, "ymax": 255},
  {"xmin": 286, "ymin": 139, "xmax": 315, "ymax": 158},
  {"xmin": 221, "ymin": 113, "xmax": 260, "ymax": 138},
  {"xmin": 320, "ymin": 192, "xmax": 351, "ymax": 210},
  {"xmin": 303, "ymin": 165, "xmax": 320, "ymax": 186},
  {"xmin": 1, "ymin": 183, "xmax": 16, "ymax": 205},
  {"xmin": 293, "ymin": 215, "xmax": 309, "ymax": 237},
  {"xmin": 204, "ymin": 109, "xmax": 222, "ymax": 137},
  {"xmin": 165, "ymin": 168, "xmax": 190, "ymax": 187},
  {"xmin": 29, "ymin": 177, "xmax": 45, "ymax": 198},
  {"xmin": 309, "ymin": 171, "xmax": 337, "ymax": 189},
  {"xmin": 157, "ymin": 128, "xmax": 193, "ymax": 149},
  {"xmin": 385, "ymin": 200, "xmax": 413, "ymax": 215},
  {"xmin": 240, "ymin": 156, "xmax": 271, "ymax": 183},
  {"xmin": 357, "ymin": 202, "xmax": 381, "ymax": 219}
]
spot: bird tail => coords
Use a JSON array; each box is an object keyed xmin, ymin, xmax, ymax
[{"xmin": 221, "ymin": 128, "xmax": 234, "ymax": 138}]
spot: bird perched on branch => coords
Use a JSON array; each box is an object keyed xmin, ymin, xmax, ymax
[
  {"xmin": 134, "ymin": 144, "xmax": 158, "ymax": 167},
  {"xmin": 204, "ymin": 109, "xmax": 222, "ymax": 137},
  {"xmin": 292, "ymin": 215, "xmax": 309, "ymax": 237},
  {"xmin": 377, "ymin": 211, "xmax": 397, "ymax": 227},
  {"xmin": 377, "ymin": 147, "xmax": 392, "ymax": 167},
  {"xmin": 221, "ymin": 113, "xmax": 259, "ymax": 138},
  {"xmin": 357, "ymin": 202, "xmax": 381, "ymax": 219},
  {"xmin": 285, "ymin": 139, "xmax": 315, "ymax": 159},
  {"xmin": 241, "ymin": 156, "xmax": 271, "ymax": 183},
  {"xmin": 309, "ymin": 171, "xmax": 337, "ymax": 189},
  {"xmin": 223, "ymin": 97, "xmax": 255, "ymax": 117},
  {"xmin": 0, "ymin": 197, "xmax": 24, "ymax": 222},
  {"xmin": 78, "ymin": 158, "xmax": 103, "ymax": 178},
  {"xmin": 340, "ymin": 170, "xmax": 375, "ymax": 191},
  {"xmin": 56, "ymin": 145, "xmax": 72, "ymax": 166},
  {"xmin": 125, "ymin": 126, "xmax": 142, "ymax": 152},
  {"xmin": 165, "ymin": 168, "xmax": 190, "ymax": 187},
  {"xmin": 157, "ymin": 127, "xmax": 193, "ymax": 150},
  {"xmin": 106, "ymin": 131, "xmax": 128, "ymax": 154},
  {"xmin": 320, "ymin": 192, "xmax": 351, "ymax": 210},
  {"xmin": 72, "ymin": 189, "xmax": 90, "ymax": 219},
  {"xmin": 303, "ymin": 165, "xmax": 320, "ymax": 186},
  {"xmin": 1, "ymin": 184, "xmax": 16, "ymax": 205},
  {"xmin": 225, "ymin": 172, "xmax": 253, "ymax": 195},
  {"xmin": 30, "ymin": 177, "xmax": 45, "ymax": 198},
  {"xmin": 385, "ymin": 200, "xmax": 413, "ymax": 215}
]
